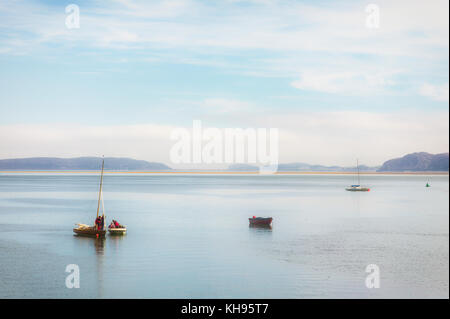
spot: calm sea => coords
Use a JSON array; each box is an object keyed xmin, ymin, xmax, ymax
[{"xmin": 0, "ymin": 173, "xmax": 448, "ymax": 298}]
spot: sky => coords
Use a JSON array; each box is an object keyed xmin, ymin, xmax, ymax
[{"xmin": 0, "ymin": 0, "xmax": 448, "ymax": 167}]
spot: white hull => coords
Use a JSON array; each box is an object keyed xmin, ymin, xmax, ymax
[{"xmin": 346, "ymin": 187, "xmax": 370, "ymax": 192}]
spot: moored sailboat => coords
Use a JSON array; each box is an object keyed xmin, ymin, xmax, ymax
[
  {"xmin": 73, "ymin": 157, "xmax": 107, "ymax": 237},
  {"xmin": 346, "ymin": 159, "xmax": 370, "ymax": 192}
]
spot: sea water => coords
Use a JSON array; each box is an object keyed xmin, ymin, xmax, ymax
[{"xmin": 0, "ymin": 173, "xmax": 448, "ymax": 298}]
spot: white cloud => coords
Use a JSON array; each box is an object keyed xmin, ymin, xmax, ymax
[
  {"xmin": 0, "ymin": 124, "xmax": 176, "ymax": 164},
  {"xmin": 203, "ymin": 98, "xmax": 253, "ymax": 113},
  {"xmin": 291, "ymin": 70, "xmax": 398, "ymax": 94},
  {"xmin": 101, "ymin": 30, "xmax": 139, "ymax": 45},
  {"xmin": 110, "ymin": 0, "xmax": 193, "ymax": 18},
  {"xmin": 419, "ymin": 83, "xmax": 449, "ymax": 102},
  {"xmin": 1, "ymin": 0, "xmax": 448, "ymax": 57},
  {"xmin": 1, "ymin": 0, "xmax": 446, "ymax": 99},
  {"xmin": 266, "ymin": 111, "xmax": 449, "ymax": 166},
  {"xmin": 0, "ymin": 0, "xmax": 446, "ymax": 95},
  {"xmin": 0, "ymin": 110, "xmax": 447, "ymax": 167}
]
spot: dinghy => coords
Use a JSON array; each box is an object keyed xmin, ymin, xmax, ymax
[
  {"xmin": 108, "ymin": 220, "xmax": 126, "ymax": 235},
  {"xmin": 249, "ymin": 216, "xmax": 273, "ymax": 227}
]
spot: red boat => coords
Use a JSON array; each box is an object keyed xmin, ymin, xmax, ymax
[{"xmin": 249, "ymin": 216, "xmax": 273, "ymax": 226}]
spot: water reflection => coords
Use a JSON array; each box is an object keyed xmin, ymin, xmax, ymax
[
  {"xmin": 73, "ymin": 235, "xmax": 105, "ymax": 297},
  {"xmin": 249, "ymin": 224, "xmax": 273, "ymax": 238},
  {"xmin": 93, "ymin": 237, "xmax": 106, "ymax": 255},
  {"xmin": 249, "ymin": 224, "xmax": 272, "ymax": 231},
  {"xmin": 73, "ymin": 235, "xmax": 106, "ymax": 256},
  {"xmin": 107, "ymin": 234, "xmax": 125, "ymax": 252},
  {"xmin": 94, "ymin": 238, "xmax": 105, "ymax": 298}
]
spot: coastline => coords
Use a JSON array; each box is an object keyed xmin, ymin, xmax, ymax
[{"xmin": 0, "ymin": 170, "xmax": 448, "ymax": 175}]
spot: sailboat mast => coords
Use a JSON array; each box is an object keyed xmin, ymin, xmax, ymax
[
  {"xmin": 96, "ymin": 157, "xmax": 105, "ymax": 219},
  {"xmin": 357, "ymin": 159, "xmax": 360, "ymax": 185}
]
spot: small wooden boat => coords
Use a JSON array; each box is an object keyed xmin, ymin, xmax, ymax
[
  {"xmin": 108, "ymin": 219, "xmax": 126, "ymax": 235},
  {"xmin": 249, "ymin": 217, "xmax": 273, "ymax": 227},
  {"xmin": 73, "ymin": 224, "xmax": 107, "ymax": 237},
  {"xmin": 108, "ymin": 226, "xmax": 127, "ymax": 235}
]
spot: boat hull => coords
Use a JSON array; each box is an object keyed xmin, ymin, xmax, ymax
[
  {"xmin": 346, "ymin": 187, "xmax": 370, "ymax": 192},
  {"xmin": 73, "ymin": 228, "xmax": 106, "ymax": 237},
  {"xmin": 108, "ymin": 228, "xmax": 127, "ymax": 235},
  {"xmin": 249, "ymin": 217, "xmax": 273, "ymax": 226}
]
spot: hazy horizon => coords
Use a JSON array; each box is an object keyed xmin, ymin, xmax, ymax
[{"xmin": 0, "ymin": 152, "xmax": 449, "ymax": 171}]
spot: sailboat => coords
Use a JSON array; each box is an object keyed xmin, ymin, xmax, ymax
[
  {"xmin": 73, "ymin": 158, "xmax": 107, "ymax": 237},
  {"xmin": 346, "ymin": 159, "xmax": 370, "ymax": 192}
]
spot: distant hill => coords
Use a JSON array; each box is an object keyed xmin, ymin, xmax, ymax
[
  {"xmin": 278, "ymin": 163, "xmax": 378, "ymax": 172},
  {"xmin": 228, "ymin": 164, "xmax": 260, "ymax": 171},
  {"xmin": 378, "ymin": 152, "xmax": 449, "ymax": 172},
  {"xmin": 228, "ymin": 163, "xmax": 379, "ymax": 172},
  {"xmin": 0, "ymin": 157, "xmax": 171, "ymax": 171}
]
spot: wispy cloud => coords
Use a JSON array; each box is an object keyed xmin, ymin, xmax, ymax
[
  {"xmin": 419, "ymin": 83, "xmax": 449, "ymax": 102},
  {"xmin": 0, "ymin": 109, "xmax": 447, "ymax": 167},
  {"xmin": 202, "ymin": 98, "xmax": 254, "ymax": 113},
  {"xmin": 1, "ymin": 0, "xmax": 448, "ymax": 57},
  {"xmin": 291, "ymin": 70, "xmax": 398, "ymax": 95},
  {"xmin": 1, "ymin": 0, "xmax": 446, "ymax": 99},
  {"xmin": 0, "ymin": 123, "xmax": 176, "ymax": 164}
]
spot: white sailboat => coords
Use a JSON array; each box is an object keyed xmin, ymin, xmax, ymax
[{"xmin": 346, "ymin": 159, "xmax": 370, "ymax": 192}]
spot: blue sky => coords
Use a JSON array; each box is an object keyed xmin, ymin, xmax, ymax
[{"xmin": 0, "ymin": 0, "xmax": 448, "ymax": 166}]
